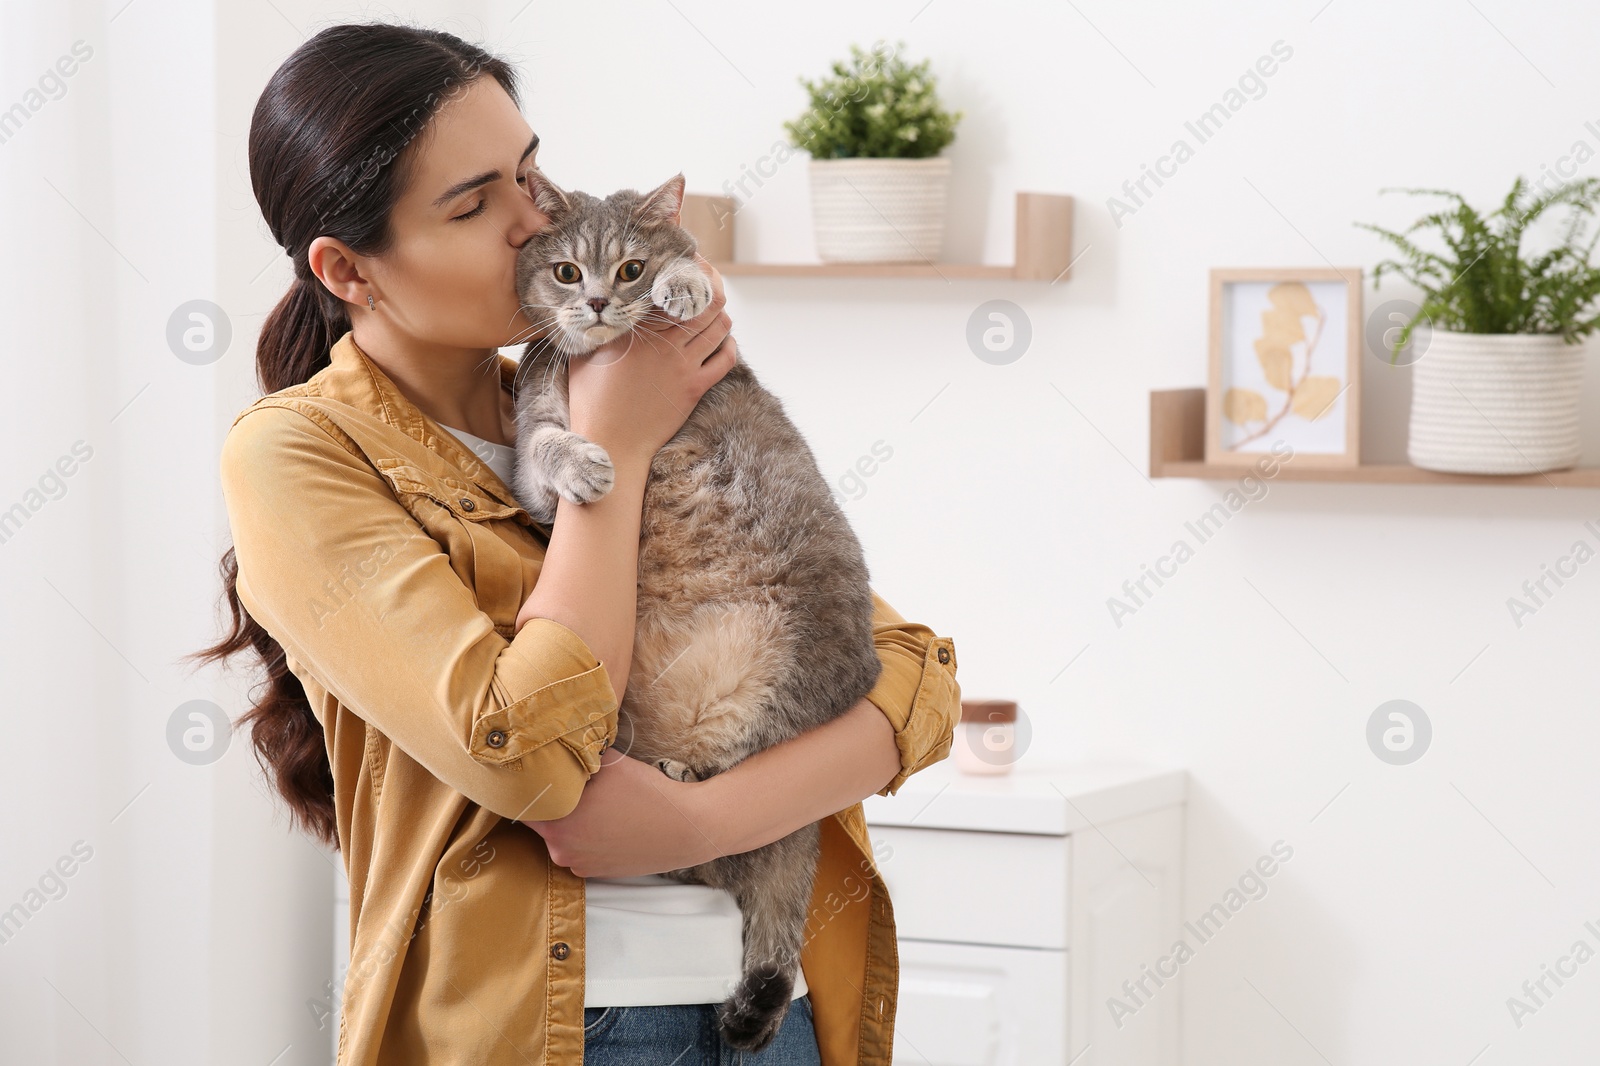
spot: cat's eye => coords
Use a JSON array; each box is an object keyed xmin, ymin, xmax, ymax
[
  {"xmin": 617, "ymin": 260, "xmax": 645, "ymax": 282},
  {"xmin": 553, "ymin": 262, "xmax": 581, "ymax": 284}
]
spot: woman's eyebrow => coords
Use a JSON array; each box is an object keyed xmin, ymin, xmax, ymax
[{"xmin": 431, "ymin": 132, "xmax": 540, "ymax": 208}]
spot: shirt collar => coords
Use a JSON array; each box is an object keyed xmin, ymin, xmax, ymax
[{"xmin": 325, "ymin": 329, "xmax": 526, "ymax": 513}]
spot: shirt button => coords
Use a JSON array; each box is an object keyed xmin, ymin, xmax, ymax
[
  {"xmin": 486, "ymin": 729, "xmax": 507, "ymax": 748},
  {"xmin": 550, "ymin": 942, "xmax": 570, "ymax": 960},
  {"xmin": 459, "ymin": 497, "xmax": 476, "ymax": 512},
  {"xmin": 937, "ymin": 646, "xmax": 951, "ymax": 664}
]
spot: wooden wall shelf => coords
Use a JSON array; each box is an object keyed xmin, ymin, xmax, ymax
[
  {"xmin": 1151, "ymin": 387, "xmax": 1600, "ymax": 487},
  {"xmin": 681, "ymin": 191, "xmax": 1075, "ymax": 281}
]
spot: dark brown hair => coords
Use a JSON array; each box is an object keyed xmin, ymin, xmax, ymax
[{"xmin": 182, "ymin": 22, "xmax": 520, "ymax": 850}]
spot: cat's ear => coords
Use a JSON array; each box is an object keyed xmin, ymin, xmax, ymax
[
  {"xmin": 527, "ymin": 168, "xmax": 572, "ymax": 217},
  {"xmin": 633, "ymin": 172, "xmax": 686, "ymax": 226}
]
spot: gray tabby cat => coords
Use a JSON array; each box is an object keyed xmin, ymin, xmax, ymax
[{"xmin": 509, "ymin": 169, "xmax": 883, "ymax": 1053}]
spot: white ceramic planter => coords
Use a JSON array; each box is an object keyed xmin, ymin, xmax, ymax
[
  {"xmin": 1407, "ymin": 330, "xmax": 1585, "ymax": 474},
  {"xmin": 807, "ymin": 156, "xmax": 952, "ymax": 263}
]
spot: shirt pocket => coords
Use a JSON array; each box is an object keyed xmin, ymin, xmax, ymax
[{"xmin": 371, "ymin": 458, "xmax": 532, "ymax": 633}]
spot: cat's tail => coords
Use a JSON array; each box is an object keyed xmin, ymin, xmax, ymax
[{"xmin": 716, "ymin": 821, "xmax": 822, "ymax": 1053}]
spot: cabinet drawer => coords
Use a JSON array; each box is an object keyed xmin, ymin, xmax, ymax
[
  {"xmin": 894, "ymin": 939, "xmax": 1067, "ymax": 1065},
  {"xmin": 869, "ymin": 825, "xmax": 1069, "ymax": 949}
]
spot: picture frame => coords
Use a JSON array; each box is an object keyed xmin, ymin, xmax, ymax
[{"xmin": 1206, "ymin": 267, "xmax": 1363, "ymax": 467}]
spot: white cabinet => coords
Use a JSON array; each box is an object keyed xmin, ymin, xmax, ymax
[
  {"xmin": 894, "ymin": 940, "xmax": 1068, "ymax": 1065},
  {"xmin": 871, "ymin": 825, "xmax": 1069, "ymax": 948},
  {"xmin": 862, "ymin": 760, "xmax": 1187, "ymax": 1066}
]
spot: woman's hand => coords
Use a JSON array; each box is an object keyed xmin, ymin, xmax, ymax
[
  {"xmin": 522, "ymin": 750, "xmax": 727, "ymax": 877},
  {"xmin": 567, "ymin": 254, "xmax": 737, "ymax": 471}
]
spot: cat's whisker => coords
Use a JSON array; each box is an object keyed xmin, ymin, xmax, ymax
[
  {"xmin": 635, "ymin": 310, "xmax": 699, "ymax": 337},
  {"xmin": 505, "ymin": 315, "xmax": 553, "ymax": 349},
  {"xmin": 505, "ymin": 292, "xmax": 573, "ymax": 354}
]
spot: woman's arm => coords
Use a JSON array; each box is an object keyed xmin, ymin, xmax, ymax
[
  {"xmin": 524, "ymin": 592, "xmax": 960, "ymax": 876},
  {"xmin": 522, "ymin": 698, "xmax": 897, "ymax": 877},
  {"xmin": 514, "ymin": 458, "xmax": 650, "ymax": 704},
  {"xmin": 686, "ymin": 695, "xmax": 900, "ymax": 858}
]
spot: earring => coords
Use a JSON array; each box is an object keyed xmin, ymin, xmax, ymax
[{"xmin": 367, "ymin": 294, "xmax": 376, "ymax": 311}]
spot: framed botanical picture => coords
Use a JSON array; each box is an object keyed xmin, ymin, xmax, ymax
[{"xmin": 1206, "ymin": 267, "xmax": 1363, "ymax": 467}]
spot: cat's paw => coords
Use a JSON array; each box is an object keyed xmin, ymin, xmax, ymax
[
  {"xmin": 655, "ymin": 758, "xmax": 701, "ymax": 783},
  {"xmin": 652, "ymin": 265, "xmax": 714, "ymax": 321},
  {"xmin": 550, "ymin": 437, "xmax": 616, "ymax": 504}
]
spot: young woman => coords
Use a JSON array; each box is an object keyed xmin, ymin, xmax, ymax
[{"xmin": 192, "ymin": 22, "xmax": 961, "ymax": 1066}]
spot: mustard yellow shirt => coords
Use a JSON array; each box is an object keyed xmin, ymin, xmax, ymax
[{"xmin": 217, "ymin": 330, "xmax": 961, "ymax": 1065}]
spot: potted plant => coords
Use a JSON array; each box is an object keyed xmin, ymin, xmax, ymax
[
  {"xmin": 1358, "ymin": 177, "xmax": 1600, "ymax": 474},
  {"xmin": 782, "ymin": 40, "xmax": 963, "ymax": 263}
]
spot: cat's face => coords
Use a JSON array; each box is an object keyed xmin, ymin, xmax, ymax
[{"xmin": 515, "ymin": 171, "xmax": 698, "ymax": 356}]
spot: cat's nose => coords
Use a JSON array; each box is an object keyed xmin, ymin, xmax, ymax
[{"xmin": 587, "ymin": 297, "xmax": 609, "ymax": 314}]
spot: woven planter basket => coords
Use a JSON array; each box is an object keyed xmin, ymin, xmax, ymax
[
  {"xmin": 807, "ymin": 156, "xmax": 951, "ymax": 263},
  {"xmin": 1408, "ymin": 330, "xmax": 1585, "ymax": 474}
]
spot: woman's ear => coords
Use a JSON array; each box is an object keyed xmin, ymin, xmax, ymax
[
  {"xmin": 528, "ymin": 167, "xmax": 571, "ymax": 217},
  {"xmin": 307, "ymin": 234, "xmax": 368, "ymax": 305},
  {"xmin": 633, "ymin": 172, "xmax": 686, "ymax": 226}
]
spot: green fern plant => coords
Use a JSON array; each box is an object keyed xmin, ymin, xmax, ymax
[
  {"xmin": 782, "ymin": 41, "xmax": 962, "ymax": 160},
  {"xmin": 1356, "ymin": 177, "xmax": 1600, "ymax": 361}
]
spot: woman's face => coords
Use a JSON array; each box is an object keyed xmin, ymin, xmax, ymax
[{"xmin": 361, "ymin": 77, "xmax": 549, "ymax": 350}]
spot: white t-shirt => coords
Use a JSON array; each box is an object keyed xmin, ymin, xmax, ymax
[
  {"xmin": 437, "ymin": 422, "xmax": 807, "ymax": 1006},
  {"xmin": 439, "ymin": 421, "xmax": 518, "ymax": 489}
]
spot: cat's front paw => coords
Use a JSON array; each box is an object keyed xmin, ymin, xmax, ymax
[
  {"xmin": 653, "ymin": 266, "xmax": 714, "ymax": 321},
  {"xmin": 551, "ymin": 437, "xmax": 616, "ymax": 504}
]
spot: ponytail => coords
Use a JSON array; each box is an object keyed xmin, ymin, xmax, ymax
[{"xmin": 256, "ymin": 272, "xmax": 347, "ymax": 394}]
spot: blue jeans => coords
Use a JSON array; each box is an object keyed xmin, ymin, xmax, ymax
[{"xmin": 583, "ymin": 993, "xmax": 822, "ymax": 1065}]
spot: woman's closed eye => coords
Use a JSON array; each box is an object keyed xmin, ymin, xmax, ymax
[{"xmin": 451, "ymin": 169, "xmax": 533, "ymax": 222}]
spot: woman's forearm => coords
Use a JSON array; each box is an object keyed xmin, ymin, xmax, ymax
[
  {"xmin": 688, "ymin": 695, "xmax": 901, "ymax": 860},
  {"xmin": 515, "ymin": 665, "xmax": 905, "ymax": 878},
  {"xmin": 515, "ymin": 458, "xmax": 650, "ymax": 703}
]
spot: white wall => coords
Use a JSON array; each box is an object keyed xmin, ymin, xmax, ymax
[{"xmin": 4, "ymin": 0, "xmax": 1597, "ymax": 1063}]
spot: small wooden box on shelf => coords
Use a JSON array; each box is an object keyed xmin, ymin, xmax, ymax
[
  {"xmin": 1150, "ymin": 387, "xmax": 1600, "ymax": 487},
  {"xmin": 680, "ymin": 190, "xmax": 1075, "ymax": 281}
]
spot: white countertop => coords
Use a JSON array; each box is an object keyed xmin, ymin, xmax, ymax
[{"xmin": 861, "ymin": 756, "xmax": 1187, "ymax": 835}]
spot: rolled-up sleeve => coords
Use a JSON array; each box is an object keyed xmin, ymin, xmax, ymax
[
  {"xmin": 218, "ymin": 404, "xmax": 617, "ymax": 822},
  {"xmin": 862, "ymin": 589, "xmax": 960, "ymax": 796}
]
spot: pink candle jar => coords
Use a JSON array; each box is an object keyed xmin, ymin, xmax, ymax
[{"xmin": 954, "ymin": 699, "xmax": 1019, "ymax": 775}]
